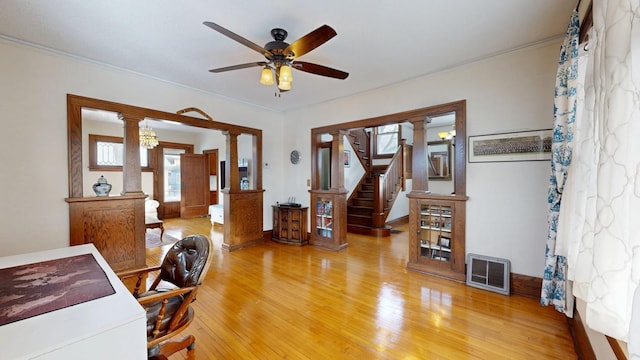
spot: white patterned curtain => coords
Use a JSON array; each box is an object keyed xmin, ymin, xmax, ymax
[
  {"xmin": 547, "ymin": 0, "xmax": 640, "ymax": 343},
  {"xmin": 540, "ymin": 6, "xmax": 580, "ymax": 317}
]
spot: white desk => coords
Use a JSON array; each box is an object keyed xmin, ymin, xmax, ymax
[{"xmin": 0, "ymin": 244, "xmax": 146, "ymax": 359}]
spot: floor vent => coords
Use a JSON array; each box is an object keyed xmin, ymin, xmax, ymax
[{"xmin": 466, "ymin": 254, "xmax": 510, "ymax": 295}]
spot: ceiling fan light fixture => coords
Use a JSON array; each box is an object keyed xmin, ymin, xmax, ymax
[
  {"xmin": 278, "ymin": 80, "xmax": 291, "ymax": 91},
  {"xmin": 279, "ymin": 64, "xmax": 293, "ymax": 83},
  {"xmin": 260, "ymin": 66, "xmax": 274, "ymax": 85}
]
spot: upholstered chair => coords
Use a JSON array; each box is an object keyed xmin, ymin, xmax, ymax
[{"xmin": 118, "ymin": 234, "xmax": 213, "ymax": 359}]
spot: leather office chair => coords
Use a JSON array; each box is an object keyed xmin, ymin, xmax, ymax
[{"xmin": 118, "ymin": 234, "xmax": 213, "ymax": 359}]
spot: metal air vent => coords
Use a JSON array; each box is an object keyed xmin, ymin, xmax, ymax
[{"xmin": 466, "ymin": 253, "xmax": 510, "ymax": 295}]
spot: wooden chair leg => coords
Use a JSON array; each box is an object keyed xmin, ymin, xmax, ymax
[
  {"xmin": 148, "ymin": 355, "xmax": 169, "ymax": 360},
  {"xmin": 157, "ymin": 335, "xmax": 195, "ymax": 358}
]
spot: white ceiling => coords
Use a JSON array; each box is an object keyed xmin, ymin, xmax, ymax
[{"xmin": 0, "ymin": 0, "xmax": 575, "ymax": 113}]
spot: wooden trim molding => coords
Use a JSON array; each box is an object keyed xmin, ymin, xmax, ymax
[
  {"xmin": 569, "ymin": 306, "xmax": 597, "ymax": 360},
  {"xmin": 606, "ymin": 336, "xmax": 627, "ymax": 360},
  {"xmin": 510, "ymin": 273, "xmax": 542, "ymax": 299}
]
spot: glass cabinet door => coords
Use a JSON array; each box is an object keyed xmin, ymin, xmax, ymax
[
  {"xmin": 315, "ymin": 198, "xmax": 333, "ymax": 239},
  {"xmin": 419, "ymin": 203, "xmax": 453, "ymax": 263}
]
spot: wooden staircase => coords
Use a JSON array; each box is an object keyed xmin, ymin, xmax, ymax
[
  {"xmin": 347, "ymin": 168, "xmax": 390, "ymax": 236},
  {"xmin": 346, "ymin": 129, "xmax": 405, "ymax": 237}
]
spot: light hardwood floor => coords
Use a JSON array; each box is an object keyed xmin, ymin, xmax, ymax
[{"xmin": 145, "ymin": 217, "xmax": 577, "ymax": 359}]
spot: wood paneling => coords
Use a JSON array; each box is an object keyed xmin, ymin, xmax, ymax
[
  {"xmin": 222, "ymin": 190, "xmax": 264, "ymax": 251},
  {"xmin": 67, "ymin": 195, "xmax": 146, "ymax": 271}
]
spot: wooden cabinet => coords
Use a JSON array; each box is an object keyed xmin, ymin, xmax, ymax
[
  {"xmin": 309, "ymin": 191, "xmax": 348, "ymax": 251},
  {"xmin": 272, "ymin": 205, "xmax": 308, "ymax": 246},
  {"xmin": 406, "ymin": 195, "xmax": 467, "ymax": 282}
]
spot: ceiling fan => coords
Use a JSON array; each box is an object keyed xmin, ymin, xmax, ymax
[{"xmin": 203, "ymin": 21, "xmax": 349, "ymax": 92}]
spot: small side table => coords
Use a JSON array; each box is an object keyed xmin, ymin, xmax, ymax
[{"xmin": 272, "ymin": 205, "xmax": 308, "ymax": 246}]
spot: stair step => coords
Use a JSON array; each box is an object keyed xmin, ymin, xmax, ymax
[
  {"xmin": 347, "ymin": 214, "xmax": 372, "ymax": 227},
  {"xmin": 352, "ymin": 198, "xmax": 373, "ymax": 207},
  {"xmin": 357, "ymin": 191, "xmax": 374, "ymax": 199},
  {"xmin": 347, "ymin": 205, "xmax": 373, "ymax": 216},
  {"xmin": 347, "ymin": 224, "xmax": 392, "ymax": 237}
]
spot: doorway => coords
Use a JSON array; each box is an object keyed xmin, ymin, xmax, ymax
[{"xmin": 154, "ymin": 142, "xmax": 193, "ymax": 219}]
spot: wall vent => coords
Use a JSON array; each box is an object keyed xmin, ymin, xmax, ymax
[{"xmin": 466, "ymin": 253, "xmax": 510, "ymax": 295}]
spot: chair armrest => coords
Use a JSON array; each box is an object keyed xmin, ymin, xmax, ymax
[
  {"xmin": 116, "ymin": 265, "xmax": 162, "ymax": 297},
  {"xmin": 136, "ymin": 286, "xmax": 197, "ymax": 305}
]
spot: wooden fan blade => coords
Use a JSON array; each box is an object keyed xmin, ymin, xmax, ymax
[
  {"xmin": 293, "ymin": 61, "xmax": 349, "ymax": 79},
  {"xmin": 203, "ymin": 21, "xmax": 272, "ymax": 59},
  {"xmin": 209, "ymin": 62, "xmax": 267, "ymax": 73},
  {"xmin": 285, "ymin": 25, "xmax": 337, "ymax": 58}
]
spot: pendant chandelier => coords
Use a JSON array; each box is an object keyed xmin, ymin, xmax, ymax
[{"xmin": 139, "ymin": 121, "xmax": 159, "ymax": 149}]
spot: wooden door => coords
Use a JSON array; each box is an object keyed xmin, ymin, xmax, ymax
[
  {"xmin": 203, "ymin": 149, "xmax": 218, "ymax": 205},
  {"xmin": 180, "ymin": 154, "xmax": 209, "ymax": 218}
]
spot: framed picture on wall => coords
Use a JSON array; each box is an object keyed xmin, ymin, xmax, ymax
[
  {"xmin": 468, "ymin": 129, "xmax": 552, "ymax": 162},
  {"xmin": 343, "ymin": 150, "xmax": 350, "ymax": 167}
]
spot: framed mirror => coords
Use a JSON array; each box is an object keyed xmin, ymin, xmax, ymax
[{"xmin": 427, "ymin": 140, "xmax": 452, "ymax": 180}]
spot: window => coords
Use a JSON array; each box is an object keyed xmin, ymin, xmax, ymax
[
  {"xmin": 89, "ymin": 134, "xmax": 151, "ymax": 171},
  {"xmin": 163, "ymin": 148, "xmax": 186, "ymax": 202},
  {"xmin": 373, "ymin": 124, "xmax": 400, "ymax": 158}
]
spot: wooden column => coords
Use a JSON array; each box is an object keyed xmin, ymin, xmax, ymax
[
  {"xmin": 223, "ymin": 130, "xmax": 240, "ymax": 191},
  {"xmin": 252, "ymin": 133, "xmax": 262, "ymax": 190},
  {"xmin": 119, "ymin": 113, "xmax": 144, "ymax": 195},
  {"xmin": 330, "ymin": 129, "xmax": 348, "ymax": 192},
  {"xmin": 309, "ymin": 129, "xmax": 348, "ymax": 251},
  {"xmin": 409, "ymin": 116, "xmax": 428, "ymax": 194},
  {"xmin": 221, "ymin": 130, "xmax": 264, "ymax": 251}
]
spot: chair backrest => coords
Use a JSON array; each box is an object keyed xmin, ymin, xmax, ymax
[
  {"xmin": 158, "ymin": 234, "xmax": 211, "ymax": 288},
  {"xmin": 145, "ymin": 199, "xmax": 160, "ymax": 218}
]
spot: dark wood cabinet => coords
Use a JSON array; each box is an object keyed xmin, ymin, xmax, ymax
[
  {"xmin": 406, "ymin": 195, "xmax": 467, "ymax": 282},
  {"xmin": 309, "ymin": 191, "xmax": 348, "ymax": 251},
  {"xmin": 272, "ymin": 205, "xmax": 308, "ymax": 246}
]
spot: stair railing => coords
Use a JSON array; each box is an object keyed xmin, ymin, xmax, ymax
[
  {"xmin": 372, "ymin": 141, "xmax": 405, "ymax": 227},
  {"xmin": 347, "ymin": 128, "xmax": 371, "ymax": 173}
]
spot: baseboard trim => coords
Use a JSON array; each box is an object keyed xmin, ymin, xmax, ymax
[
  {"xmin": 510, "ymin": 273, "xmax": 542, "ymax": 298},
  {"xmin": 386, "ymin": 215, "xmax": 409, "ymax": 228},
  {"xmin": 568, "ymin": 305, "xmax": 597, "ymax": 360},
  {"xmin": 606, "ymin": 335, "xmax": 627, "ymax": 360}
]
